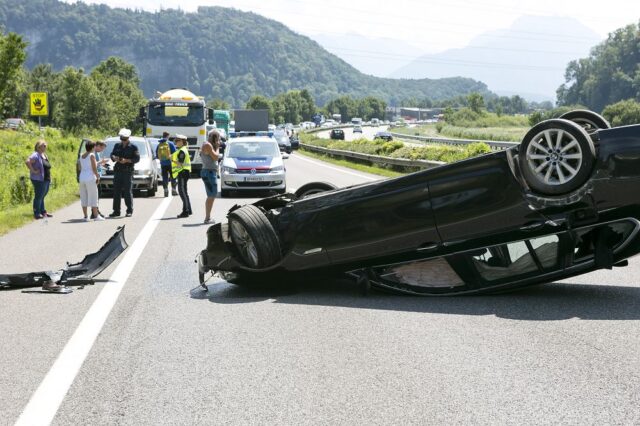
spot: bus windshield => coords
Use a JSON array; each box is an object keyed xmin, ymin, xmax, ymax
[{"xmin": 147, "ymin": 102, "xmax": 205, "ymax": 126}]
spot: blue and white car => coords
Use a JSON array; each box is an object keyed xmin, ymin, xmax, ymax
[{"xmin": 220, "ymin": 136, "xmax": 286, "ymax": 197}]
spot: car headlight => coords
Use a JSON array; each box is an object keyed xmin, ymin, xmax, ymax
[
  {"xmin": 222, "ymin": 166, "xmax": 236, "ymax": 174},
  {"xmin": 271, "ymin": 165, "xmax": 284, "ymax": 172}
]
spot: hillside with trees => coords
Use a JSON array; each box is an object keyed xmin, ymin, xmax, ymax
[
  {"xmin": 557, "ymin": 22, "xmax": 640, "ymax": 111},
  {"xmin": 0, "ymin": 0, "xmax": 492, "ymax": 107}
]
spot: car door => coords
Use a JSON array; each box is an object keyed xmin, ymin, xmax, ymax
[
  {"xmin": 304, "ymin": 173, "xmax": 441, "ymax": 264},
  {"xmin": 428, "ymin": 151, "xmax": 550, "ymax": 250}
]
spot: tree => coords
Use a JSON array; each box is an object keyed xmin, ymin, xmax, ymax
[
  {"xmin": 603, "ymin": 99, "xmax": 640, "ymax": 127},
  {"xmin": 207, "ymin": 98, "xmax": 231, "ymax": 111},
  {"xmin": 90, "ymin": 57, "xmax": 147, "ymax": 132},
  {"xmin": 557, "ymin": 24, "xmax": 640, "ymax": 111},
  {"xmin": 467, "ymin": 92, "xmax": 485, "ymax": 114},
  {"xmin": 91, "ymin": 56, "xmax": 141, "ymax": 86},
  {"xmin": 0, "ymin": 31, "xmax": 27, "ymax": 117}
]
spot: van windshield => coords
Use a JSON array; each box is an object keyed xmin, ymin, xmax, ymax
[{"xmin": 147, "ymin": 102, "xmax": 205, "ymax": 126}]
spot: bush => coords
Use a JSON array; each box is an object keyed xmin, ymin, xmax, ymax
[
  {"xmin": 0, "ymin": 127, "xmax": 86, "ymax": 212},
  {"xmin": 602, "ymin": 99, "xmax": 640, "ymax": 126},
  {"xmin": 528, "ymin": 105, "xmax": 587, "ymax": 126}
]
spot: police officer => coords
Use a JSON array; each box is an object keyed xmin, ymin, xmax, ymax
[
  {"xmin": 109, "ymin": 128, "xmax": 139, "ymax": 218},
  {"xmin": 172, "ymin": 134, "xmax": 192, "ymax": 218}
]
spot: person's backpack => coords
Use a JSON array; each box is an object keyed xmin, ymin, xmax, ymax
[{"xmin": 157, "ymin": 141, "xmax": 171, "ymax": 161}]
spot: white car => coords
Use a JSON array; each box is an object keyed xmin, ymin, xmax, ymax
[{"xmin": 220, "ymin": 136, "xmax": 286, "ymax": 197}]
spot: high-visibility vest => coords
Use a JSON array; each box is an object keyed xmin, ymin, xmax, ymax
[{"xmin": 171, "ymin": 146, "xmax": 191, "ymax": 178}]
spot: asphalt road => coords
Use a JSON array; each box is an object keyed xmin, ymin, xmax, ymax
[{"xmin": 2, "ymin": 151, "xmax": 640, "ymax": 424}]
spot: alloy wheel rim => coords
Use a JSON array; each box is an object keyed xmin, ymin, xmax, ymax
[
  {"xmin": 526, "ymin": 129, "xmax": 583, "ymax": 186},
  {"xmin": 231, "ymin": 221, "xmax": 259, "ymax": 266}
]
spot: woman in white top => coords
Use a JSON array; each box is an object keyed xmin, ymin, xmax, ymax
[{"xmin": 78, "ymin": 140, "xmax": 104, "ymax": 221}]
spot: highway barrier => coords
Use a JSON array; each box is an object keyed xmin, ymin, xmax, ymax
[
  {"xmin": 299, "ymin": 143, "xmax": 444, "ymax": 170},
  {"xmin": 388, "ymin": 131, "xmax": 518, "ymax": 151}
]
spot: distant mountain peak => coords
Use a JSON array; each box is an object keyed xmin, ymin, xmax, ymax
[{"xmin": 390, "ymin": 15, "xmax": 602, "ymax": 101}]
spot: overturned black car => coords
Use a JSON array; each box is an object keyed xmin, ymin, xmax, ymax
[{"xmin": 198, "ymin": 111, "xmax": 640, "ymax": 295}]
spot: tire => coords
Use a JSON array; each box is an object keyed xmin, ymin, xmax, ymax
[
  {"xmin": 294, "ymin": 182, "xmax": 338, "ymax": 199},
  {"xmin": 519, "ymin": 119, "xmax": 595, "ymax": 196},
  {"xmin": 559, "ymin": 109, "xmax": 610, "ymax": 133},
  {"xmin": 220, "ymin": 189, "xmax": 231, "ymax": 198},
  {"xmin": 147, "ymin": 180, "xmax": 158, "ymax": 197},
  {"xmin": 228, "ymin": 205, "xmax": 281, "ymax": 268}
]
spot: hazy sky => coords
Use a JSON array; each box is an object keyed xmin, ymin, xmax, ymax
[{"xmin": 65, "ymin": 0, "xmax": 639, "ymax": 52}]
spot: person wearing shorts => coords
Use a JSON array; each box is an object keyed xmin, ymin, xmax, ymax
[
  {"xmin": 78, "ymin": 140, "xmax": 104, "ymax": 221},
  {"xmin": 200, "ymin": 130, "xmax": 221, "ymax": 224}
]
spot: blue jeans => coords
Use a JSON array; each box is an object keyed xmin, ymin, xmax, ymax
[{"xmin": 31, "ymin": 179, "xmax": 50, "ymax": 217}]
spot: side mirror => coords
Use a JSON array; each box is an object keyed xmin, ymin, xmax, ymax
[{"xmin": 208, "ymin": 108, "xmax": 214, "ymax": 125}]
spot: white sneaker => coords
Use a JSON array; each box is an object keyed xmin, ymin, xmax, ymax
[
  {"xmin": 84, "ymin": 217, "xmax": 90, "ymax": 222},
  {"xmin": 93, "ymin": 215, "xmax": 105, "ymax": 221}
]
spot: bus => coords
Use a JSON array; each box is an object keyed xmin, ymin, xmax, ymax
[{"xmin": 141, "ymin": 88, "xmax": 214, "ymax": 175}]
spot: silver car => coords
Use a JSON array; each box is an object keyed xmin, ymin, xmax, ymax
[{"xmin": 79, "ymin": 137, "xmax": 158, "ymax": 197}]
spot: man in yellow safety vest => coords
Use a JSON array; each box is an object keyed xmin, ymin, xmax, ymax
[{"xmin": 172, "ymin": 134, "xmax": 192, "ymax": 218}]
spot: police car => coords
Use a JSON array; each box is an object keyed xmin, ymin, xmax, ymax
[{"xmin": 220, "ymin": 132, "xmax": 286, "ymax": 197}]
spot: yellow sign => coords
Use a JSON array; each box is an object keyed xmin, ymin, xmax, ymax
[{"xmin": 30, "ymin": 92, "xmax": 49, "ymax": 116}]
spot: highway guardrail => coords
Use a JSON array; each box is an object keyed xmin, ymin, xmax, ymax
[
  {"xmin": 388, "ymin": 131, "xmax": 518, "ymax": 151},
  {"xmin": 299, "ymin": 143, "xmax": 444, "ymax": 170}
]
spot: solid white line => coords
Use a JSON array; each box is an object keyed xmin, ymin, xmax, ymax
[
  {"xmin": 15, "ymin": 197, "xmax": 173, "ymax": 426},
  {"xmin": 293, "ymin": 153, "xmax": 378, "ymax": 181}
]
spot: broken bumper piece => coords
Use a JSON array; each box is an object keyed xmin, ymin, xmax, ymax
[{"xmin": 0, "ymin": 226, "xmax": 128, "ymax": 289}]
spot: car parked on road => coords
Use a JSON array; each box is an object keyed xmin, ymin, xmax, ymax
[
  {"xmin": 220, "ymin": 136, "xmax": 286, "ymax": 197},
  {"xmin": 373, "ymin": 131, "xmax": 393, "ymax": 142},
  {"xmin": 78, "ymin": 136, "xmax": 158, "ymax": 197},
  {"xmin": 3, "ymin": 118, "xmax": 25, "ymax": 130},
  {"xmin": 199, "ymin": 110, "xmax": 640, "ymax": 296},
  {"xmin": 330, "ymin": 129, "xmax": 345, "ymax": 140},
  {"xmin": 273, "ymin": 129, "xmax": 292, "ymax": 154}
]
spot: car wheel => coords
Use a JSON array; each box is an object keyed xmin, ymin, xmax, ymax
[
  {"xmin": 228, "ymin": 205, "xmax": 281, "ymax": 268},
  {"xmin": 294, "ymin": 182, "xmax": 338, "ymax": 199},
  {"xmin": 147, "ymin": 181, "xmax": 157, "ymax": 197},
  {"xmin": 220, "ymin": 189, "xmax": 230, "ymax": 198},
  {"xmin": 559, "ymin": 109, "xmax": 610, "ymax": 133},
  {"xmin": 519, "ymin": 119, "xmax": 595, "ymax": 196}
]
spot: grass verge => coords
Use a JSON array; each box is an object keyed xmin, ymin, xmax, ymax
[
  {"xmin": 0, "ymin": 125, "xmax": 105, "ymax": 236},
  {"xmin": 298, "ymin": 150, "xmax": 405, "ymax": 178}
]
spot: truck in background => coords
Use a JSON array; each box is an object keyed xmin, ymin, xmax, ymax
[
  {"xmin": 214, "ymin": 110, "xmax": 231, "ymax": 139},
  {"xmin": 351, "ymin": 117, "xmax": 363, "ymax": 126},
  {"xmin": 140, "ymin": 88, "xmax": 214, "ymax": 175},
  {"xmin": 332, "ymin": 113, "xmax": 342, "ymax": 124}
]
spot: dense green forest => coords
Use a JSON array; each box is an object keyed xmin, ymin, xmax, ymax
[
  {"xmin": 0, "ymin": 0, "xmax": 492, "ymax": 107},
  {"xmin": 557, "ymin": 22, "xmax": 640, "ymax": 111}
]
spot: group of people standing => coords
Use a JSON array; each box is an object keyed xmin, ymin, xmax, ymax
[{"xmin": 25, "ymin": 127, "xmax": 222, "ymax": 223}]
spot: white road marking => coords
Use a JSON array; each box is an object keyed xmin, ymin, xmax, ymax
[
  {"xmin": 293, "ymin": 154, "xmax": 378, "ymax": 181},
  {"xmin": 15, "ymin": 197, "xmax": 173, "ymax": 426}
]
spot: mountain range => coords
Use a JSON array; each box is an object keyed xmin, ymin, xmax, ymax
[
  {"xmin": 389, "ymin": 15, "xmax": 602, "ymax": 102},
  {"xmin": 0, "ymin": 0, "xmax": 492, "ymax": 106}
]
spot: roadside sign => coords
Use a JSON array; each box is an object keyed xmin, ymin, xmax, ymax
[{"xmin": 30, "ymin": 92, "xmax": 49, "ymax": 116}]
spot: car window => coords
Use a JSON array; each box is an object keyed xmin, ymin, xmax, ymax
[
  {"xmin": 470, "ymin": 234, "xmax": 560, "ymax": 281},
  {"xmin": 573, "ymin": 221, "xmax": 636, "ymax": 262},
  {"xmin": 98, "ymin": 140, "xmax": 150, "ymax": 158},
  {"xmin": 227, "ymin": 141, "xmax": 279, "ymax": 157}
]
